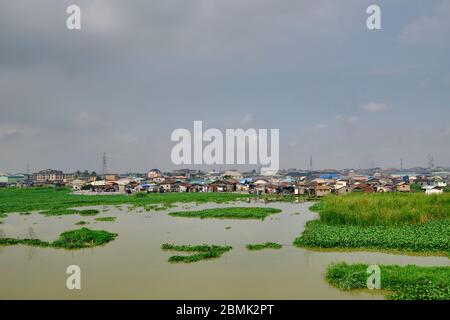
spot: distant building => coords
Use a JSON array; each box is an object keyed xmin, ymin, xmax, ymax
[
  {"xmin": 221, "ymin": 170, "xmax": 243, "ymax": 179},
  {"xmin": 396, "ymin": 182, "xmax": 411, "ymax": 193},
  {"xmin": 0, "ymin": 174, "xmax": 25, "ymax": 184},
  {"xmin": 33, "ymin": 169, "xmax": 73, "ymax": 182},
  {"xmin": 105, "ymin": 174, "xmax": 119, "ymax": 182},
  {"xmin": 147, "ymin": 169, "xmax": 162, "ymax": 179},
  {"xmin": 423, "ymin": 185, "xmax": 444, "ymax": 195},
  {"xmin": 34, "ymin": 169, "xmax": 64, "ymax": 182}
]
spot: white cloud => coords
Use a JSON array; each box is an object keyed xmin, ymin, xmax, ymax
[
  {"xmin": 115, "ymin": 132, "xmax": 140, "ymax": 145},
  {"xmin": 0, "ymin": 124, "xmax": 20, "ymax": 139},
  {"xmin": 361, "ymin": 102, "xmax": 391, "ymax": 113},
  {"xmin": 335, "ymin": 114, "xmax": 358, "ymax": 124},
  {"xmin": 399, "ymin": 1, "xmax": 450, "ymax": 46},
  {"xmin": 73, "ymin": 111, "xmax": 103, "ymax": 130},
  {"xmin": 242, "ymin": 113, "xmax": 253, "ymax": 125},
  {"xmin": 312, "ymin": 124, "xmax": 327, "ymax": 130},
  {"xmin": 441, "ymin": 127, "xmax": 450, "ymax": 137}
]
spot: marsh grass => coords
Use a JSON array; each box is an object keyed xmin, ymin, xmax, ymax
[
  {"xmin": 246, "ymin": 242, "xmax": 282, "ymax": 250},
  {"xmin": 75, "ymin": 221, "xmax": 89, "ymax": 225},
  {"xmin": 40, "ymin": 208, "xmax": 100, "ymax": 217},
  {"xmin": 169, "ymin": 207, "xmax": 281, "ymax": 220},
  {"xmin": 0, "ymin": 188, "xmax": 254, "ymax": 215},
  {"xmin": 313, "ymin": 193, "xmax": 450, "ymax": 227},
  {"xmin": 161, "ymin": 243, "xmax": 232, "ymax": 263},
  {"xmin": 260, "ymin": 194, "xmax": 314, "ymax": 202},
  {"xmin": 0, "ymin": 228, "xmax": 117, "ymax": 249},
  {"xmin": 326, "ymin": 262, "xmax": 450, "ymax": 300},
  {"xmin": 95, "ymin": 217, "xmax": 116, "ymax": 222}
]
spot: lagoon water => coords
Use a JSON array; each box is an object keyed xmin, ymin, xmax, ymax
[{"xmin": 1, "ymin": 201, "xmax": 449, "ymax": 299}]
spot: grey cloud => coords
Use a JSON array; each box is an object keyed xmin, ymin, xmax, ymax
[{"xmin": 0, "ymin": 0, "xmax": 449, "ymax": 172}]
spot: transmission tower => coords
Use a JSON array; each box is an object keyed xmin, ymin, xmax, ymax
[
  {"xmin": 102, "ymin": 152, "xmax": 108, "ymax": 176},
  {"xmin": 428, "ymin": 153, "xmax": 435, "ymax": 171}
]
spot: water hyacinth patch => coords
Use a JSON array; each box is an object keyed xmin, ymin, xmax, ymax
[
  {"xmin": 169, "ymin": 207, "xmax": 281, "ymax": 220},
  {"xmin": 294, "ymin": 220, "xmax": 450, "ymax": 256},
  {"xmin": 246, "ymin": 242, "xmax": 282, "ymax": 250},
  {"xmin": 326, "ymin": 263, "xmax": 450, "ymax": 300},
  {"xmin": 95, "ymin": 217, "xmax": 117, "ymax": 222},
  {"xmin": 0, "ymin": 187, "xmax": 254, "ymax": 215},
  {"xmin": 161, "ymin": 243, "xmax": 232, "ymax": 263},
  {"xmin": 0, "ymin": 228, "xmax": 118, "ymax": 249}
]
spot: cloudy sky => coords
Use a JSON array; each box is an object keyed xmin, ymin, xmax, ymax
[{"xmin": 1, "ymin": 0, "xmax": 449, "ymax": 173}]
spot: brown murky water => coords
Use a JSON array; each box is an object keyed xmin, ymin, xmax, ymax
[{"xmin": 0, "ymin": 201, "xmax": 448, "ymax": 299}]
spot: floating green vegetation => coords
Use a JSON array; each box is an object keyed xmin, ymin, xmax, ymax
[
  {"xmin": 0, "ymin": 228, "xmax": 118, "ymax": 249},
  {"xmin": 144, "ymin": 204, "xmax": 159, "ymax": 211},
  {"xmin": 260, "ymin": 194, "xmax": 313, "ymax": 202},
  {"xmin": 294, "ymin": 220, "xmax": 450, "ymax": 256},
  {"xmin": 312, "ymin": 193, "xmax": 450, "ymax": 227},
  {"xmin": 161, "ymin": 243, "xmax": 232, "ymax": 263},
  {"xmin": 246, "ymin": 242, "xmax": 282, "ymax": 250},
  {"xmin": 0, "ymin": 188, "xmax": 254, "ymax": 215},
  {"xmin": 19, "ymin": 212, "xmax": 32, "ymax": 216},
  {"xmin": 326, "ymin": 263, "xmax": 450, "ymax": 300},
  {"xmin": 40, "ymin": 208, "xmax": 100, "ymax": 217},
  {"xmin": 75, "ymin": 221, "xmax": 89, "ymax": 225},
  {"xmin": 169, "ymin": 207, "xmax": 281, "ymax": 220},
  {"xmin": 95, "ymin": 216, "xmax": 116, "ymax": 223},
  {"xmin": 225, "ymin": 226, "xmax": 231, "ymax": 230}
]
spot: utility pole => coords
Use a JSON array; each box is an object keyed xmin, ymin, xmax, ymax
[{"xmin": 400, "ymin": 158, "xmax": 404, "ymax": 171}]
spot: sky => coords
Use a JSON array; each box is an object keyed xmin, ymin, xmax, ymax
[{"xmin": 0, "ymin": 0, "xmax": 449, "ymax": 173}]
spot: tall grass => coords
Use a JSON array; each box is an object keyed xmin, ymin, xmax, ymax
[{"xmin": 313, "ymin": 193, "xmax": 450, "ymax": 226}]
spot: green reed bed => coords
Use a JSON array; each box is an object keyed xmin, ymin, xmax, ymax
[
  {"xmin": 95, "ymin": 216, "xmax": 116, "ymax": 222},
  {"xmin": 312, "ymin": 193, "xmax": 450, "ymax": 227},
  {"xmin": 294, "ymin": 220, "xmax": 450, "ymax": 256},
  {"xmin": 0, "ymin": 187, "xmax": 254, "ymax": 215},
  {"xmin": 169, "ymin": 207, "xmax": 281, "ymax": 220},
  {"xmin": 295, "ymin": 193, "xmax": 450, "ymax": 256},
  {"xmin": 0, "ymin": 228, "xmax": 117, "ymax": 249},
  {"xmin": 40, "ymin": 208, "xmax": 100, "ymax": 216},
  {"xmin": 246, "ymin": 242, "xmax": 282, "ymax": 250},
  {"xmin": 75, "ymin": 221, "xmax": 89, "ymax": 225},
  {"xmin": 161, "ymin": 243, "xmax": 232, "ymax": 263},
  {"xmin": 326, "ymin": 262, "xmax": 450, "ymax": 300}
]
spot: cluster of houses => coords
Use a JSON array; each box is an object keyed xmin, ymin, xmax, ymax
[{"xmin": 1, "ymin": 167, "xmax": 448, "ymax": 197}]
